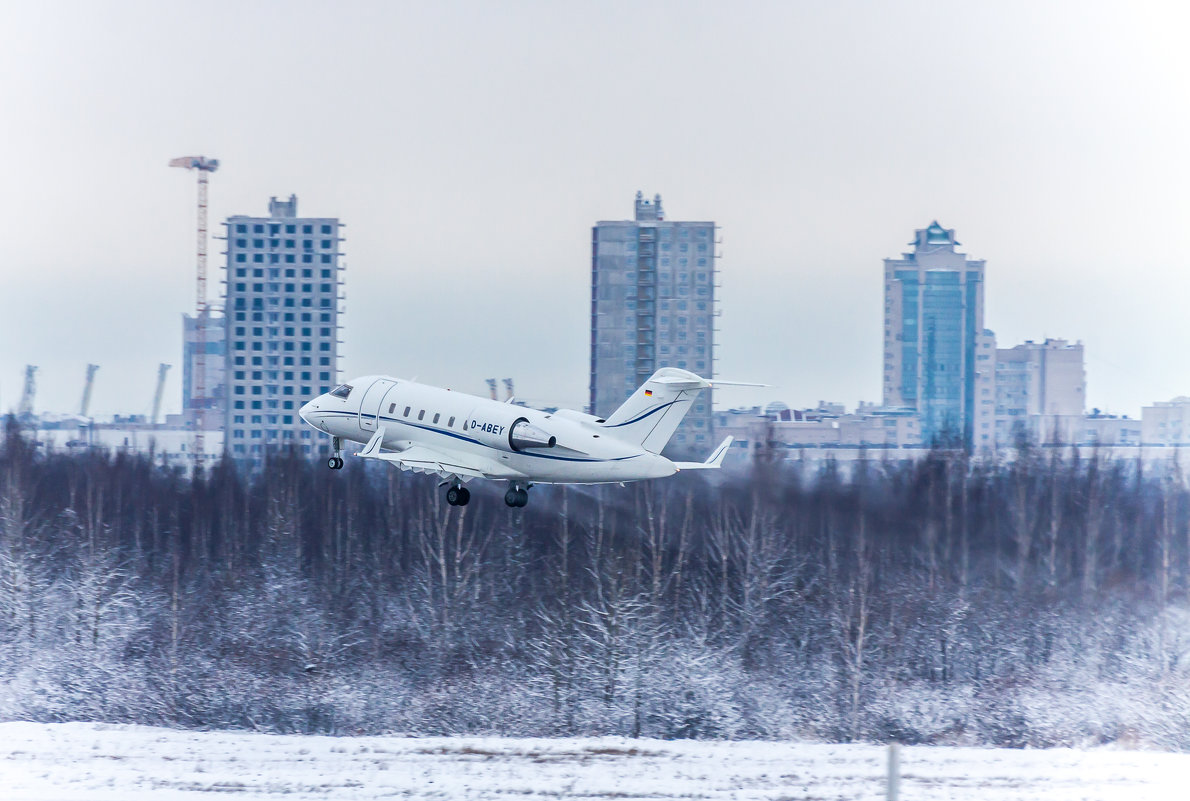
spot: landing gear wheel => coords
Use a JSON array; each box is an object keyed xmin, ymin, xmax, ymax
[
  {"xmin": 327, "ymin": 456, "xmax": 344, "ymax": 470},
  {"xmin": 504, "ymin": 487, "xmax": 529, "ymax": 508},
  {"xmin": 446, "ymin": 485, "xmax": 471, "ymax": 507}
]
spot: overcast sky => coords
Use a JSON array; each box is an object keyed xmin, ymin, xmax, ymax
[{"xmin": 2, "ymin": 1, "xmax": 1189, "ymax": 419}]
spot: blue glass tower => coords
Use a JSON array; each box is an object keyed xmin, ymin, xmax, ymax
[{"xmin": 882, "ymin": 222, "xmax": 985, "ymax": 447}]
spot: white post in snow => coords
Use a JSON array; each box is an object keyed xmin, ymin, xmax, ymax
[{"xmin": 887, "ymin": 742, "xmax": 901, "ymax": 801}]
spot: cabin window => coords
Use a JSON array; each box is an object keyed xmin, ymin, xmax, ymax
[
  {"xmin": 329, "ymin": 384, "xmax": 352, "ymax": 399},
  {"xmin": 448, "ymin": 416, "xmax": 455, "ymax": 428},
  {"xmin": 432, "ymin": 413, "xmax": 440, "ymax": 424},
  {"xmin": 388, "ymin": 403, "xmax": 395, "ymax": 414},
  {"xmin": 418, "ymin": 410, "xmax": 425, "ymax": 421}
]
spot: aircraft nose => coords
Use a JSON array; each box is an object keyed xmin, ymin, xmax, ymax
[{"xmin": 299, "ymin": 399, "xmax": 316, "ymax": 424}]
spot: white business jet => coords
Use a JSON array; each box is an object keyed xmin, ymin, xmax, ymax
[{"xmin": 299, "ymin": 367, "xmax": 745, "ymax": 508}]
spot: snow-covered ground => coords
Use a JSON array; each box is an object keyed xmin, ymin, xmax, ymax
[{"xmin": 2, "ymin": 722, "xmax": 1189, "ymax": 800}]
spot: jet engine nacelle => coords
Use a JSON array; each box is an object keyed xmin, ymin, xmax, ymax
[
  {"xmin": 509, "ymin": 419, "xmax": 557, "ymax": 451},
  {"xmin": 467, "ymin": 412, "xmax": 557, "ymax": 452}
]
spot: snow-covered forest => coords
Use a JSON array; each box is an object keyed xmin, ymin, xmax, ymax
[{"xmin": 2, "ymin": 420, "xmax": 1190, "ymax": 747}]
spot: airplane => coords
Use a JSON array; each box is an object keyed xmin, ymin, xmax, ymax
[{"xmin": 298, "ymin": 367, "xmax": 753, "ymax": 508}]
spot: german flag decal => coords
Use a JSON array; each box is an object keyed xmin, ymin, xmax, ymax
[{"xmin": 644, "ymin": 389, "xmax": 653, "ymax": 397}]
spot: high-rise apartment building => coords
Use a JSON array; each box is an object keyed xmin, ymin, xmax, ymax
[
  {"xmin": 222, "ymin": 195, "xmax": 343, "ymax": 462},
  {"xmin": 882, "ymin": 222, "xmax": 986, "ymax": 448},
  {"xmin": 590, "ymin": 192, "xmax": 715, "ymax": 453}
]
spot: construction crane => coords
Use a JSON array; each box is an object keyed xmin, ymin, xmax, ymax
[
  {"xmin": 79, "ymin": 364, "xmax": 99, "ymax": 418},
  {"xmin": 169, "ymin": 155, "xmax": 219, "ymax": 465},
  {"xmin": 151, "ymin": 363, "xmax": 171, "ymax": 425},
  {"xmin": 18, "ymin": 365, "xmax": 37, "ymax": 419}
]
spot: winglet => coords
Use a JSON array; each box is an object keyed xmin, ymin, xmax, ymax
[
  {"xmin": 359, "ymin": 428, "xmax": 386, "ymax": 458},
  {"xmin": 673, "ymin": 436, "xmax": 734, "ymax": 470}
]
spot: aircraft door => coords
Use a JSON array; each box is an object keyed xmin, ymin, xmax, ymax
[{"xmin": 358, "ymin": 379, "xmax": 396, "ymax": 432}]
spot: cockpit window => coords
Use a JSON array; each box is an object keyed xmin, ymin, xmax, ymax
[{"xmin": 329, "ymin": 384, "xmax": 353, "ymax": 399}]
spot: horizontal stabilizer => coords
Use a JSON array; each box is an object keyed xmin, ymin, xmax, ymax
[
  {"xmin": 674, "ymin": 436, "xmax": 734, "ymax": 470},
  {"xmin": 709, "ymin": 379, "xmax": 771, "ymax": 388},
  {"xmin": 650, "ymin": 375, "xmax": 714, "ymax": 391}
]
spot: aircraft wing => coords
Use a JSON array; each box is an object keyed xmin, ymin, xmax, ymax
[{"xmin": 355, "ymin": 429, "xmax": 525, "ymax": 480}]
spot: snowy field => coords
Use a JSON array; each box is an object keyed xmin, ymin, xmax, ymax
[{"xmin": 3, "ymin": 722, "xmax": 1190, "ymax": 800}]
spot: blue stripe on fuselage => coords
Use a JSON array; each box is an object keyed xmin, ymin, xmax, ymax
[{"xmin": 308, "ymin": 409, "xmax": 638, "ymax": 463}]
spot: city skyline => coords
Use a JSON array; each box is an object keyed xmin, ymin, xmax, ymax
[{"xmin": 3, "ymin": 2, "xmax": 1189, "ymax": 420}]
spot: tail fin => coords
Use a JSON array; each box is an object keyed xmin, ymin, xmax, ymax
[{"xmin": 600, "ymin": 368, "xmax": 711, "ymax": 453}]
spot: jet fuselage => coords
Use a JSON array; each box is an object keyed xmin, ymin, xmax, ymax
[{"xmin": 299, "ymin": 375, "xmax": 677, "ymax": 484}]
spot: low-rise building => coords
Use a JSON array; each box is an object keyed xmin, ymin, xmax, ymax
[
  {"xmin": 31, "ymin": 416, "xmax": 225, "ymax": 470},
  {"xmin": 1142, "ymin": 397, "xmax": 1190, "ymax": 448},
  {"xmin": 715, "ymin": 402, "xmax": 926, "ymax": 465}
]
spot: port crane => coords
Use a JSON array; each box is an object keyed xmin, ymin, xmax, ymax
[
  {"xmin": 151, "ymin": 363, "xmax": 171, "ymax": 425},
  {"xmin": 17, "ymin": 365, "xmax": 37, "ymax": 420},
  {"xmin": 79, "ymin": 364, "xmax": 99, "ymax": 418}
]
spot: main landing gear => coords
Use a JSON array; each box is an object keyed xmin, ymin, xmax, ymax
[
  {"xmin": 446, "ymin": 484, "xmax": 471, "ymax": 507},
  {"xmin": 504, "ymin": 484, "xmax": 529, "ymax": 508},
  {"xmin": 327, "ymin": 437, "xmax": 344, "ymax": 470}
]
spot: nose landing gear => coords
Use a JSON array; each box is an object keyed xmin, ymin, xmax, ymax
[
  {"xmin": 504, "ymin": 484, "xmax": 529, "ymax": 508},
  {"xmin": 327, "ymin": 437, "xmax": 344, "ymax": 470}
]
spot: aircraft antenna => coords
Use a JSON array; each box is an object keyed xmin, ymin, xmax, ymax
[{"xmin": 169, "ymin": 155, "xmax": 219, "ymax": 466}]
